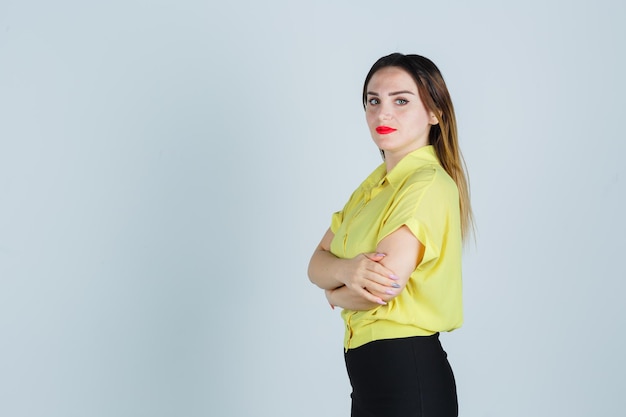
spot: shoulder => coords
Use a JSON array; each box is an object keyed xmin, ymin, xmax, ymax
[{"xmin": 403, "ymin": 164, "xmax": 457, "ymax": 197}]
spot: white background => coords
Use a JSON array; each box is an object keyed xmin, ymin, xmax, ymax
[{"xmin": 1, "ymin": 1, "xmax": 625, "ymax": 416}]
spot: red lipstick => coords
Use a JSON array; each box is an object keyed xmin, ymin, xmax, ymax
[{"xmin": 376, "ymin": 126, "xmax": 397, "ymax": 134}]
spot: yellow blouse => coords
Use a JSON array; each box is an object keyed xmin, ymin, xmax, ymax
[{"xmin": 330, "ymin": 145, "xmax": 463, "ymax": 350}]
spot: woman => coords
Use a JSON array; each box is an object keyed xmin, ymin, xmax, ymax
[{"xmin": 308, "ymin": 53, "xmax": 473, "ymax": 417}]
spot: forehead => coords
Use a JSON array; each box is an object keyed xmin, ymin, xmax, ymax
[{"xmin": 367, "ymin": 67, "xmax": 418, "ymax": 92}]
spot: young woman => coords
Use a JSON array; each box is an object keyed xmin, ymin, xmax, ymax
[{"xmin": 308, "ymin": 53, "xmax": 473, "ymax": 417}]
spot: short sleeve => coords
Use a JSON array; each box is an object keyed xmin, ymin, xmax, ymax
[
  {"xmin": 378, "ymin": 167, "xmax": 458, "ymax": 267},
  {"xmin": 330, "ymin": 210, "xmax": 343, "ymax": 234}
]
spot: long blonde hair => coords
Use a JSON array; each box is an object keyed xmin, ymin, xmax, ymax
[{"xmin": 362, "ymin": 53, "xmax": 474, "ymax": 240}]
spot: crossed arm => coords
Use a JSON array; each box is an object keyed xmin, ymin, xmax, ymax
[{"xmin": 307, "ymin": 225, "xmax": 424, "ymax": 310}]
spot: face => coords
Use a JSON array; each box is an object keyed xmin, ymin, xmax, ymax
[{"xmin": 365, "ymin": 66, "xmax": 438, "ymax": 161}]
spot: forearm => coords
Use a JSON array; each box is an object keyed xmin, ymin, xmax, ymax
[
  {"xmin": 324, "ymin": 225, "xmax": 424, "ymax": 310},
  {"xmin": 308, "ymin": 228, "xmax": 399, "ymax": 306},
  {"xmin": 308, "ymin": 247, "xmax": 347, "ymax": 290},
  {"xmin": 327, "ymin": 286, "xmax": 381, "ymax": 311}
]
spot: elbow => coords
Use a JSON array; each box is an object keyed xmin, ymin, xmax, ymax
[
  {"xmin": 307, "ymin": 250, "xmax": 326, "ymax": 288},
  {"xmin": 308, "ymin": 264, "xmax": 339, "ymax": 290},
  {"xmin": 307, "ymin": 265, "xmax": 317, "ymax": 286},
  {"xmin": 307, "ymin": 261, "xmax": 323, "ymax": 288},
  {"xmin": 307, "ymin": 247, "xmax": 343, "ymax": 290}
]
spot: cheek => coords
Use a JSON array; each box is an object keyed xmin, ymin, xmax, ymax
[
  {"xmin": 365, "ymin": 111, "xmax": 377, "ymax": 128},
  {"xmin": 402, "ymin": 109, "xmax": 429, "ymax": 127}
]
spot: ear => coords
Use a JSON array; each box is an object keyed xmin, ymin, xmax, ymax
[{"xmin": 429, "ymin": 111, "xmax": 440, "ymax": 126}]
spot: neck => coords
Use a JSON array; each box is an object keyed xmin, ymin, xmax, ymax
[
  {"xmin": 383, "ymin": 143, "xmax": 429, "ymax": 173},
  {"xmin": 384, "ymin": 155, "xmax": 401, "ymax": 173}
]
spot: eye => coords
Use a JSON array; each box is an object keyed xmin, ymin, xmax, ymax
[
  {"xmin": 395, "ymin": 98, "xmax": 409, "ymax": 105},
  {"xmin": 368, "ymin": 98, "xmax": 380, "ymax": 105}
]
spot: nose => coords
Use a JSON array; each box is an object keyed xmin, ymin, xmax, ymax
[{"xmin": 378, "ymin": 102, "xmax": 392, "ymax": 121}]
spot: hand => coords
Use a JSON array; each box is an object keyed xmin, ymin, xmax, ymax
[
  {"xmin": 340, "ymin": 252, "xmax": 400, "ymax": 305},
  {"xmin": 324, "ymin": 289, "xmax": 335, "ymax": 309}
]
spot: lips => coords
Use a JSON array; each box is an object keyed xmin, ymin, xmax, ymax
[{"xmin": 376, "ymin": 126, "xmax": 397, "ymax": 134}]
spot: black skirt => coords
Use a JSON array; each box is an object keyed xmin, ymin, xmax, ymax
[{"xmin": 344, "ymin": 333, "xmax": 458, "ymax": 417}]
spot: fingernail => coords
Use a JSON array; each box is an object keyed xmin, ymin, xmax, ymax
[
  {"xmin": 376, "ymin": 253, "xmax": 386, "ymax": 257},
  {"xmin": 391, "ymin": 283, "xmax": 401, "ymax": 288},
  {"xmin": 389, "ymin": 274, "xmax": 399, "ymax": 280},
  {"xmin": 377, "ymin": 299, "xmax": 387, "ymax": 305},
  {"xmin": 385, "ymin": 290, "xmax": 395, "ymax": 295}
]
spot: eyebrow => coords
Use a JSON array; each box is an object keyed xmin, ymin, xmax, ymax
[{"xmin": 367, "ymin": 90, "xmax": 416, "ymax": 96}]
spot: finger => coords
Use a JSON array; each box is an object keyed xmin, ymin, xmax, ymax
[
  {"xmin": 356, "ymin": 255, "xmax": 396, "ymax": 286},
  {"xmin": 369, "ymin": 263, "xmax": 399, "ymax": 284},
  {"xmin": 363, "ymin": 266, "xmax": 400, "ymax": 288},
  {"xmin": 357, "ymin": 287, "xmax": 387, "ymax": 305},
  {"xmin": 365, "ymin": 281, "xmax": 400, "ymax": 298},
  {"xmin": 363, "ymin": 252, "xmax": 386, "ymax": 261}
]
